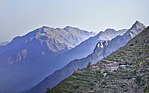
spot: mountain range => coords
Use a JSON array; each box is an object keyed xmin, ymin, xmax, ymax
[
  {"xmin": 47, "ymin": 25, "xmax": 149, "ymax": 93},
  {"xmin": 27, "ymin": 21, "xmax": 146, "ymax": 93},
  {"xmin": 0, "ymin": 21, "xmax": 147, "ymax": 93},
  {"xmin": 0, "ymin": 26, "xmax": 95, "ymax": 93}
]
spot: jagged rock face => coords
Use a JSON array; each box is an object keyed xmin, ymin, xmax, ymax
[
  {"xmin": 47, "ymin": 27, "xmax": 149, "ymax": 93},
  {"xmin": 93, "ymin": 41, "xmax": 108, "ymax": 53},
  {"xmin": 23, "ymin": 26, "xmax": 95, "ymax": 53},
  {"xmin": 35, "ymin": 26, "xmax": 95, "ymax": 52}
]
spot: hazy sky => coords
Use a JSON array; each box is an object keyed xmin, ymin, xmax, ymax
[{"xmin": 0, "ymin": 0, "xmax": 149, "ymax": 42}]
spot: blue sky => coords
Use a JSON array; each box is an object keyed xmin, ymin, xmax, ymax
[{"xmin": 0, "ymin": 0, "xmax": 149, "ymax": 42}]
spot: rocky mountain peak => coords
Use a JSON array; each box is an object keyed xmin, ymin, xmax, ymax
[
  {"xmin": 64, "ymin": 26, "xmax": 77, "ymax": 31},
  {"xmin": 130, "ymin": 21, "xmax": 146, "ymax": 31},
  {"xmin": 134, "ymin": 21, "xmax": 145, "ymax": 27},
  {"xmin": 42, "ymin": 26, "xmax": 49, "ymax": 29},
  {"xmin": 127, "ymin": 21, "xmax": 146, "ymax": 38},
  {"xmin": 104, "ymin": 28, "xmax": 116, "ymax": 33}
]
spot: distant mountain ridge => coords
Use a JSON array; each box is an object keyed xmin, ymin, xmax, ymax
[
  {"xmin": 0, "ymin": 26, "xmax": 95, "ymax": 93},
  {"xmin": 28, "ymin": 21, "xmax": 146, "ymax": 93},
  {"xmin": 0, "ymin": 26, "xmax": 95, "ymax": 64},
  {"xmin": 98, "ymin": 28, "xmax": 127, "ymax": 41},
  {"xmin": 47, "ymin": 25, "xmax": 149, "ymax": 93}
]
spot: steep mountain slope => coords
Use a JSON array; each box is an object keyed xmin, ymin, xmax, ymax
[
  {"xmin": 48, "ymin": 26, "xmax": 149, "ymax": 93},
  {"xmin": 54, "ymin": 28, "xmax": 127, "ymax": 68},
  {"xmin": 0, "ymin": 26, "xmax": 94, "ymax": 93},
  {"xmin": 27, "ymin": 21, "xmax": 145, "ymax": 93},
  {"xmin": 26, "ymin": 29, "xmax": 125, "ymax": 93}
]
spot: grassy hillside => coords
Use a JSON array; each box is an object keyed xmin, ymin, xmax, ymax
[{"xmin": 47, "ymin": 27, "xmax": 149, "ymax": 93}]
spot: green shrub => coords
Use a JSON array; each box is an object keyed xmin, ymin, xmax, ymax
[{"xmin": 144, "ymin": 86, "xmax": 149, "ymax": 93}]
